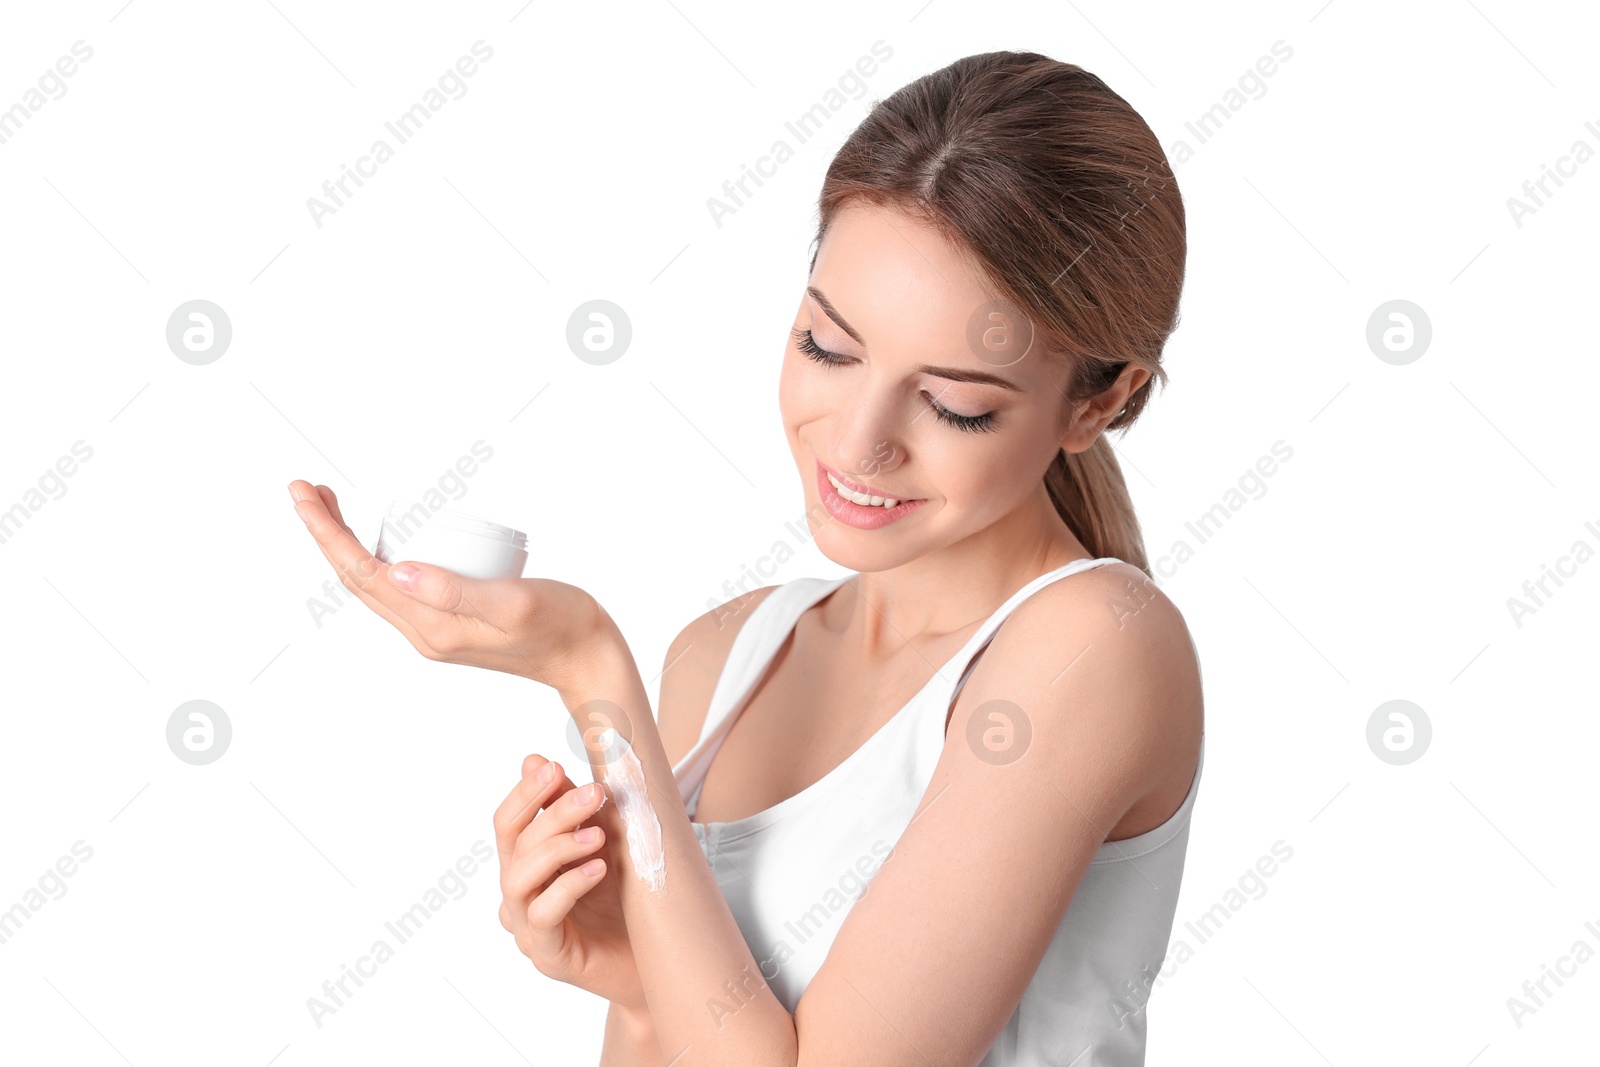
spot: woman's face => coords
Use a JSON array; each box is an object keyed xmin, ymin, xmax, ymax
[{"xmin": 779, "ymin": 200, "xmax": 1097, "ymax": 570}]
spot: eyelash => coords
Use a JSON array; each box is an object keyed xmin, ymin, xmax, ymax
[{"xmin": 790, "ymin": 327, "xmax": 999, "ymax": 434}]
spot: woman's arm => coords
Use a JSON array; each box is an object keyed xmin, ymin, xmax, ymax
[
  {"xmin": 553, "ymin": 569, "xmax": 1196, "ymax": 1067},
  {"xmin": 556, "ymin": 611, "xmax": 801, "ymax": 1066},
  {"xmin": 600, "ymin": 1001, "xmax": 663, "ymax": 1065},
  {"xmin": 286, "ymin": 482, "xmax": 785, "ymax": 1058}
]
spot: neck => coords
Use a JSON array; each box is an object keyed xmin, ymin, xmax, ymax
[{"xmin": 822, "ymin": 483, "xmax": 1090, "ymax": 658}]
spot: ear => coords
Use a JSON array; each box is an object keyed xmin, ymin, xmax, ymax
[{"xmin": 1058, "ymin": 364, "xmax": 1151, "ymax": 454}]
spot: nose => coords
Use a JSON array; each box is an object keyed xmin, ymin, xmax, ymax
[{"xmin": 830, "ymin": 390, "xmax": 907, "ymax": 485}]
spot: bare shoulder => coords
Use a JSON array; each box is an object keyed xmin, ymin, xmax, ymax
[
  {"xmin": 958, "ymin": 559, "xmax": 1203, "ymax": 797},
  {"xmin": 1015, "ymin": 559, "xmax": 1199, "ymax": 687},
  {"xmin": 656, "ymin": 584, "xmax": 783, "ymax": 768}
]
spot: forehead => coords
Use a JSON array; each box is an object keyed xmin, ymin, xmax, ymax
[
  {"xmin": 809, "ymin": 201, "xmax": 1054, "ymax": 385},
  {"xmin": 810, "ymin": 201, "xmax": 997, "ymax": 343}
]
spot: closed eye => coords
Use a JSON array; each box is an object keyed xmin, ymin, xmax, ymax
[{"xmin": 790, "ymin": 327, "xmax": 999, "ymax": 434}]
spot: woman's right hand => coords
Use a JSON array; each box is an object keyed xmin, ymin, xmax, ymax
[{"xmin": 494, "ymin": 753, "xmax": 647, "ymax": 1016}]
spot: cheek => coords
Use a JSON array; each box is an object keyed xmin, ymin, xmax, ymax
[
  {"xmin": 923, "ymin": 432, "xmax": 1042, "ymax": 506},
  {"xmin": 777, "ymin": 359, "xmax": 799, "ymax": 429},
  {"xmin": 778, "ymin": 355, "xmax": 832, "ymax": 426}
]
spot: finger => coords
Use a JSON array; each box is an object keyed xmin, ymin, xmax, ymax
[
  {"xmin": 314, "ymin": 483, "xmax": 349, "ymax": 531},
  {"xmin": 494, "ymin": 756, "xmax": 563, "ymax": 855},
  {"xmin": 384, "ymin": 558, "xmax": 553, "ymax": 680},
  {"xmin": 514, "ymin": 780, "xmax": 606, "ymax": 859},
  {"xmin": 523, "ymin": 860, "xmax": 606, "ymax": 947},
  {"xmin": 494, "ymin": 757, "xmax": 565, "ymax": 865},
  {"xmin": 290, "ymin": 482, "xmax": 381, "ymax": 588},
  {"xmin": 290, "ymin": 482, "xmax": 445, "ymax": 640},
  {"xmin": 290, "ymin": 483, "xmax": 392, "ymax": 598},
  {"xmin": 305, "ymin": 531, "xmax": 427, "ymax": 641},
  {"xmin": 384, "ymin": 558, "xmax": 509, "ymax": 624},
  {"xmin": 502, "ymin": 822, "xmax": 605, "ymax": 901}
]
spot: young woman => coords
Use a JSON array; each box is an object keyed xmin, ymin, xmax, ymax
[{"xmin": 290, "ymin": 50, "xmax": 1203, "ymax": 1066}]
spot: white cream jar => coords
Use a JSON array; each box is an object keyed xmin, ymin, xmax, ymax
[{"xmin": 373, "ymin": 500, "xmax": 528, "ymax": 580}]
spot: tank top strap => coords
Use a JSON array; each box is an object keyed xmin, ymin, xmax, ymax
[
  {"xmin": 694, "ymin": 575, "xmax": 853, "ymax": 746},
  {"xmin": 676, "ymin": 559, "xmax": 1128, "ymax": 810},
  {"xmin": 948, "ymin": 557, "xmax": 1127, "ymax": 700},
  {"xmin": 674, "ymin": 574, "xmax": 852, "ymax": 807}
]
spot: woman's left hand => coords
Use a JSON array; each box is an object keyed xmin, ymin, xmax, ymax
[
  {"xmin": 288, "ymin": 480, "xmax": 607, "ymax": 687},
  {"xmin": 494, "ymin": 752, "xmax": 645, "ymax": 1014}
]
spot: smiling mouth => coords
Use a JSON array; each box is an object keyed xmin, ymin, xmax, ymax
[
  {"xmin": 816, "ymin": 460, "xmax": 923, "ymax": 508},
  {"xmin": 813, "ymin": 459, "xmax": 927, "ymax": 530},
  {"xmin": 825, "ymin": 470, "xmax": 904, "ymax": 507}
]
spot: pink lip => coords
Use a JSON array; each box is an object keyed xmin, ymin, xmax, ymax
[
  {"xmin": 814, "ymin": 459, "xmax": 927, "ymax": 531},
  {"xmin": 817, "ymin": 459, "xmax": 918, "ymax": 501}
]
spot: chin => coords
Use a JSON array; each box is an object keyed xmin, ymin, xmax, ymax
[{"xmin": 803, "ymin": 507, "xmax": 913, "ymax": 573}]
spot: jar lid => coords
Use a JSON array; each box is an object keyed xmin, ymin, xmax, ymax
[{"xmin": 384, "ymin": 500, "xmax": 528, "ymax": 549}]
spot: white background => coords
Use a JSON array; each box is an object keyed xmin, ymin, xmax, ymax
[{"xmin": 1, "ymin": 0, "xmax": 1595, "ymax": 1064}]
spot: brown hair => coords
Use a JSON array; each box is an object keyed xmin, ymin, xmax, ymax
[{"xmin": 807, "ymin": 51, "xmax": 1185, "ymax": 573}]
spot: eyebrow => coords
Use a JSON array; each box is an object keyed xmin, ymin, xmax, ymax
[{"xmin": 808, "ymin": 286, "xmax": 1024, "ymax": 393}]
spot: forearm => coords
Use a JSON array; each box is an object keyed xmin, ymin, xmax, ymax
[
  {"xmin": 600, "ymin": 1001, "xmax": 663, "ymax": 1065},
  {"xmin": 557, "ymin": 614, "xmax": 799, "ymax": 1067}
]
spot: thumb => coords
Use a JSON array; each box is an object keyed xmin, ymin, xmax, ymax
[{"xmin": 386, "ymin": 560, "xmax": 491, "ymax": 618}]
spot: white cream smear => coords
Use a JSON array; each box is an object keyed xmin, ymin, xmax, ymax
[{"xmin": 594, "ymin": 727, "xmax": 666, "ymax": 894}]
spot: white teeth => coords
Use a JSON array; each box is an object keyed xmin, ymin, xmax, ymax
[{"xmin": 827, "ymin": 470, "xmax": 899, "ymax": 508}]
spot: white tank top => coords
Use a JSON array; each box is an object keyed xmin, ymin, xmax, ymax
[{"xmin": 672, "ymin": 557, "xmax": 1205, "ymax": 1065}]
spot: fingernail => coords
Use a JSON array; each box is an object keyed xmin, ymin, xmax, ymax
[
  {"xmin": 389, "ymin": 563, "xmax": 420, "ymax": 590},
  {"xmin": 536, "ymin": 763, "xmax": 555, "ymax": 785},
  {"xmin": 575, "ymin": 826, "xmax": 599, "ymax": 844},
  {"xmin": 294, "ymin": 501, "xmax": 311, "ymax": 525},
  {"xmin": 574, "ymin": 783, "xmax": 596, "ymax": 805}
]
